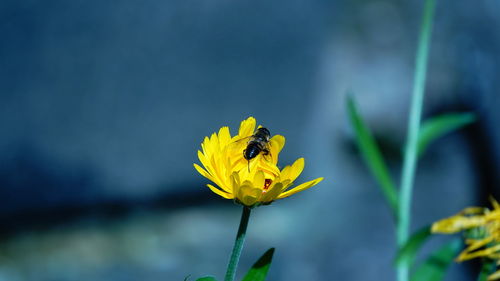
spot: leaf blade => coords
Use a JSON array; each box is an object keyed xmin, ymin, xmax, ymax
[
  {"xmin": 395, "ymin": 225, "xmax": 432, "ymax": 267},
  {"xmin": 410, "ymin": 238, "xmax": 462, "ymax": 281},
  {"xmin": 418, "ymin": 113, "xmax": 475, "ymax": 156},
  {"xmin": 346, "ymin": 95, "xmax": 399, "ymax": 216},
  {"xmin": 195, "ymin": 277, "xmax": 218, "ymax": 281},
  {"xmin": 242, "ymin": 248, "xmax": 275, "ymax": 281},
  {"xmin": 477, "ymin": 259, "xmax": 496, "ymax": 281}
]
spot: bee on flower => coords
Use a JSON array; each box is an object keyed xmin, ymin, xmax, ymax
[
  {"xmin": 432, "ymin": 197, "xmax": 500, "ymax": 280},
  {"xmin": 193, "ymin": 117, "xmax": 323, "ymax": 207}
]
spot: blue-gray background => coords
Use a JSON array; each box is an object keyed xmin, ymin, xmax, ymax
[{"xmin": 0, "ymin": 0, "xmax": 499, "ymax": 280}]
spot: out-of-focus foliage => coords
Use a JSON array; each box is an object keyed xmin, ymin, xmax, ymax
[
  {"xmin": 409, "ymin": 239, "xmax": 462, "ymax": 281},
  {"xmin": 395, "ymin": 225, "xmax": 432, "ymax": 268},
  {"xmin": 418, "ymin": 113, "xmax": 476, "ymax": 157},
  {"xmin": 478, "ymin": 261, "xmax": 496, "ymax": 281},
  {"xmin": 347, "ymin": 95, "xmax": 399, "ymax": 216},
  {"xmin": 195, "ymin": 277, "xmax": 218, "ymax": 281},
  {"xmin": 242, "ymin": 248, "xmax": 275, "ymax": 281}
]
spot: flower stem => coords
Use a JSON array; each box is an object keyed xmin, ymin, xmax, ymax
[
  {"xmin": 396, "ymin": 0, "xmax": 437, "ymax": 280},
  {"xmin": 224, "ymin": 206, "xmax": 251, "ymax": 281}
]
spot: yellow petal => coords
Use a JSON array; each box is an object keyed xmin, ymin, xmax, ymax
[
  {"xmin": 465, "ymin": 235, "xmax": 494, "ymax": 253},
  {"xmin": 457, "ymin": 236, "xmax": 495, "ymax": 262},
  {"xmin": 269, "ymin": 135, "xmax": 285, "ymax": 164},
  {"xmin": 218, "ymin": 126, "xmax": 232, "ymax": 148},
  {"xmin": 232, "ymin": 158, "xmax": 248, "ymax": 174},
  {"xmin": 490, "ymin": 196, "xmax": 500, "ymax": 210},
  {"xmin": 231, "ymin": 173, "xmax": 241, "ymax": 197},
  {"xmin": 206, "ymin": 154, "xmax": 227, "ymax": 189},
  {"xmin": 270, "ymin": 135, "xmax": 285, "ymax": 152},
  {"xmin": 238, "ymin": 156, "xmax": 261, "ymax": 181},
  {"xmin": 197, "ymin": 150, "xmax": 211, "ymax": 171},
  {"xmin": 194, "ymin": 163, "xmax": 214, "ymax": 182},
  {"xmin": 201, "ymin": 136, "xmax": 211, "ymax": 156},
  {"xmin": 280, "ymin": 179, "xmax": 292, "ymax": 190},
  {"xmin": 431, "ymin": 215, "xmax": 487, "ymax": 234},
  {"xmin": 209, "ymin": 132, "xmax": 218, "ymax": 152},
  {"xmin": 458, "ymin": 243, "xmax": 500, "ymax": 261},
  {"xmin": 226, "ymin": 137, "xmax": 247, "ymax": 159},
  {"xmin": 194, "ymin": 162, "xmax": 230, "ymax": 193},
  {"xmin": 237, "ymin": 184, "xmax": 261, "ymax": 206},
  {"xmin": 461, "ymin": 207, "xmax": 486, "ymax": 215},
  {"xmin": 280, "ymin": 158, "xmax": 305, "ymax": 182},
  {"xmin": 232, "ymin": 172, "xmax": 241, "ymax": 184},
  {"xmin": 278, "ymin": 177, "xmax": 323, "ymax": 199},
  {"xmin": 207, "ymin": 184, "xmax": 233, "ymax": 199},
  {"xmin": 487, "ymin": 270, "xmax": 500, "ymax": 281},
  {"xmin": 253, "ymin": 170, "xmax": 265, "ymax": 191},
  {"xmin": 261, "ymin": 182, "xmax": 283, "ymax": 203},
  {"xmin": 257, "ymin": 156, "xmax": 281, "ymax": 178},
  {"xmin": 202, "ymin": 133, "xmax": 219, "ymax": 159},
  {"xmin": 238, "ymin": 117, "xmax": 256, "ymax": 138}
]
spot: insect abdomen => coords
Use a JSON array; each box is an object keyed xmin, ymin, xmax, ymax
[{"xmin": 244, "ymin": 143, "xmax": 262, "ymax": 160}]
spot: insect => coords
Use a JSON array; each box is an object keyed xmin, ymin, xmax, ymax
[{"xmin": 243, "ymin": 127, "xmax": 271, "ymax": 171}]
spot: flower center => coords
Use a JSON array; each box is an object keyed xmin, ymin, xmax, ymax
[{"xmin": 263, "ymin": 179, "xmax": 272, "ymax": 191}]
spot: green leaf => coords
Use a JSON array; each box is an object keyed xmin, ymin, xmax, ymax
[
  {"xmin": 242, "ymin": 248, "xmax": 275, "ymax": 281},
  {"xmin": 395, "ymin": 225, "xmax": 432, "ymax": 267},
  {"xmin": 195, "ymin": 276, "xmax": 218, "ymax": 281},
  {"xmin": 418, "ymin": 113, "xmax": 475, "ymax": 156},
  {"xmin": 477, "ymin": 259, "xmax": 496, "ymax": 281},
  {"xmin": 346, "ymin": 95, "xmax": 399, "ymax": 216},
  {"xmin": 410, "ymin": 238, "xmax": 462, "ymax": 281}
]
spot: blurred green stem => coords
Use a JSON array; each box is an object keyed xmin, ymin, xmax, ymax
[
  {"xmin": 224, "ymin": 206, "xmax": 251, "ymax": 281},
  {"xmin": 396, "ymin": 0, "xmax": 437, "ymax": 280}
]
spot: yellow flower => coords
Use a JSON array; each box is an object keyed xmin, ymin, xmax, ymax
[
  {"xmin": 193, "ymin": 117, "xmax": 323, "ymax": 207},
  {"xmin": 432, "ymin": 198, "xmax": 500, "ymax": 280}
]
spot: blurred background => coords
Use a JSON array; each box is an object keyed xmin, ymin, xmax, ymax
[{"xmin": 0, "ymin": 0, "xmax": 499, "ymax": 280}]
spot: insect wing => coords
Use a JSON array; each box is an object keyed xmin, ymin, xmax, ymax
[{"xmin": 226, "ymin": 136, "xmax": 251, "ymax": 153}]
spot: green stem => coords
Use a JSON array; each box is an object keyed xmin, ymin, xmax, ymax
[
  {"xmin": 224, "ymin": 206, "xmax": 251, "ymax": 281},
  {"xmin": 396, "ymin": 0, "xmax": 437, "ymax": 280}
]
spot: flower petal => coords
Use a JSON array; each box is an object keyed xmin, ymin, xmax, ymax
[
  {"xmin": 238, "ymin": 117, "xmax": 256, "ymax": 138},
  {"xmin": 261, "ymin": 182, "xmax": 283, "ymax": 203},
  {"xmin": 194, "ymin": 162, "xmax": 231, "ymax": 193},
  {"xmin": 269, "ymin": 135, "xmax": 285, "ymax": 164},
  {"xmin": 258, "ymin": 157, "xmax": 281, "ymax": 177},
  {"xmin": 218, "ymin": 126, "xmax": 232, "ymax": 148},
  {"xmin": 280, "ymin": 158, "xmax": 305, "ymax": 182},
  {"xmin": 431, "ymin": 215, "xmax": 487, "ymax": 234},
  {"xmin": 194, "ymin": 163, "xmax": 213, "ymax": 181},
  {"xmin": 209, "ymin": 132, "xmax": 218, "ymax": 151},
  {"xmin": 201, "ymin": 136, "xmax": 210, "ymax": 156},
  {"xmin": 197, "ymin": 150, "xmax": 211, "ymax": 171},
  {"xmin": 231, "ymin": 172, "xmax": 240, "ymax": 196},
  {"xmin": 278, "ymin": 177, "xmax": 324, "ymax": 199},
  {"xmin": 487, "ymin": 269, "xmax": 500, "ymax": 281},
  {"xmin": 490, "ymin": 196, "xmax": 500, "ymax": 210},
  {"xmin": 457, "ymin": 235, "xmax": 495, "ymax": 261},
  {"xmin": 253, "ymin": 170, "xmax": 265, "ymax": 191},
  {"xmin": 207, "ymin": 184, "xmax": 233, "ymax": 199},
  {"xmin": 237, "ymin": 183, "xmax": 261, "ymax": 206},
  {"xmin": 458, "ymin": 243, "xmax": 500, "ymax": 261},
  {"xmin": 238, "ymin": 156, "xmax": 261, "ymax": 181},
  {"xmin": 460, "ymin": 207, "xmax": 486, "ymax": 215}
]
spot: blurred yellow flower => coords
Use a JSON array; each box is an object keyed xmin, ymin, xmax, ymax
[
  {"xmin": 432, "ymin": 198, "xmax": 500, "ymax": 280},
  {"xmin": 194, "ymin": 117, "xmax": 323, "ymax": 207}
]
